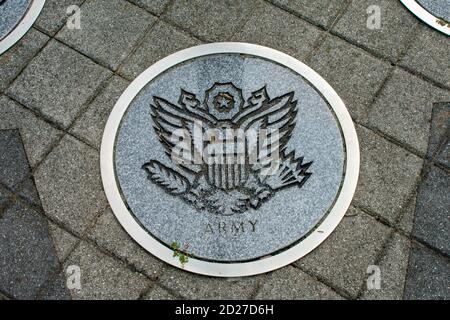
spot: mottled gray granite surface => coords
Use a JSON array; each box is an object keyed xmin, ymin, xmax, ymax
[
  {"xmin": 115, "ymin": 54, "xmax": 345, "ymax": 262},
  {"xmin": 0, "ymin": 0, "xmax": 31, "ymax": 40},
  {"xmin": 417, "ymin": 0, "xmax": 450, "ymax": 21}
]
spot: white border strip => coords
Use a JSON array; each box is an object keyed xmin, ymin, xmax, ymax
[
  {"xmin": 0, "ymin": 0, "xmax": 46, "ymax": 55},
  {"xmin": 100, "ymin": 43, "xmax": 360, "ymax": 277},
  {"xmin": 400, "ymin": 0, "xmax": 450, "ymax": 36}
]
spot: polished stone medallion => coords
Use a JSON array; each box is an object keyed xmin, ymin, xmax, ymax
[
  {"xmin": 401, "ymin": 0, "xmax": 450, "ymax": 35},
  {"xmin": 101, "ymin": 43, "xmax": 359, "ymax": 277},
  {"xmin": 0, "ymin": 0, "xmax": 46, "ymax": 55}
]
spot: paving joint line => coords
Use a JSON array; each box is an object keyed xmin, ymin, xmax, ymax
[
  {"xmin": 292, "ymin": 264, "xmax": 353, "ymax": 300},
  {"xmin": 264, "ymin": 0, "xmax": 450, "ymax": 92},
  {"xmin": 24, "ymin": 199, "xmax": 164, "ymax": 293}
]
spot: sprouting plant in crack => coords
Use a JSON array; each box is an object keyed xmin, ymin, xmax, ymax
[{"xmin": 171, "ymin": 241, "xmax": 190, "ymax": 267}]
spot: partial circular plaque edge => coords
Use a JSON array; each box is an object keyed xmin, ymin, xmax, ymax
[
  {"xmin": 400, "ymin": 0, "xmax": 450, "ymax": 36},
  {"xmin": 100, "ymin": 43, "xmax": 360, "ymax": 277},
  {"xmin": 0, "ymin": 0, "xmax": 46, "ymax": 55}
]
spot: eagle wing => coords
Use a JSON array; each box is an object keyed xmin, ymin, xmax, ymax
[
  {"xmin": 238, "ymin": 92, "xmax": 298, "ymax": 170},
  {"xmin": 150, "ymin": 97, "xmax": 211, "ymax": 173}
]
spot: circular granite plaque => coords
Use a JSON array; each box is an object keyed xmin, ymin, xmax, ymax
[
  {"xmin": 101, "ymin": 43, "xmax": 360, "ymax": 277},
  {"xmin": 401, "ymin": 0, "xmax": 450, "ymax": 36},
  {"xmin": 0, "ymin": 0, "xmax": 46, "ymax": 55}
]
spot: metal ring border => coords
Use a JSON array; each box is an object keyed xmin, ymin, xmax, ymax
[
  {"xmin": 400, "ymin": 0, "xmax": 450, "ymax": 36},
  {"xmin": 100, "ymin": 43, "xmax": 360, "ymax": 277},
  {"xmin": 0, "ymin": 0, "xmax": 46, "ymax": 55}
]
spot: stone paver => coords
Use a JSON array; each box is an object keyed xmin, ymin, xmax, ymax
[
  {"xmin": 270, "ymin": 0, "xmax": 350, "ymax": 28},
  {"xmin": 128, "ymin": 0, "xmax": 170, "ymax": 16},
  {"xmin": 0, "ymin": 202, "xmax": 60, "ymax": 299},
  {"xmin": 295, "ymin": 206, "xmax": 391, "ymax": 298},
  {"xmin": 255, "ymin": 266, "xmax": 343, "ymax": 300},
  {"xmin": 436, "ymin": 136, "xmax": 449, "ymax": 169},
  {"xmin": 0, "ymin": 95, "xmax": 63, "ymax": 168},
  {"xmin": 0, "ymin": 186, "xmax": 10, "ymax": 210},
  {"xmin": 400, "ymin": 24, "xmax": 450, "ymax": 88},
  {"xmin": 413, "ymin": 166, "xmax": 450, "ymax": 256},
  {"xmin": 35, "ymin": 0, "xmax": 85, "ymax": 36},
  {"xmin": 7, "ymin": 40, "xmax": 111, "ymax": 129},
  {"xmin": 232, "ymin": 1, "xmax": 323, "ymax": 60},
  {"xmin": 367, "ymin": 68, "xmax": 450, "ymax": 155},
  {"xmin": 143, "ymin": 284, "xmax": 177, "ymax": 300},
  {"xmin": 427, "ymin": 103, "xmax": 450, "ymax": 160},
  {"xmin": 404, "ymin": 243, "xmax": 450, "ymax": 300},
  {"xmin": 159, "ymin": 266, "xmax": 260, "ymax": 300},
  {"xmin": 164, "ymin": 0, "xmax": 259, "ymax": 42},
  {"xmin": 57, "ymin": 0, "xmax": 157, "ymax": 70},
  {"xmin": 361, "ymin": 233, "xmax": 410, "ymax": 300},
  {"xmin": 71, "ymin": 75, "xmax": 129, "ymax": 149},
  {"xmin": 353, "ymin": 125, "xmax": 423, "ymax": 224},
  {"xmin": 63, "ymin": 241, "xmax": 149, "ymax": 300},
  {"xmin": 0, "ymin": 130, "xmax": 31, "ymax": 192},
  {"xmin": 0, "ymin": 28, "xmax": 49, "ymax": 92},
  {"xmin": 48, "ymin": 222, "xmax": 79, "ymax": 263},
  {"xmin": 306, "ymin": 34, "xmax": 390, "ymax": 122},
  {"xmin": 88, "ymin": 207, "xmax": 163, "ymax": 279},
  {"xmin": 34, "ymin": 134, "xmax": 107, "ymax": 234},
  {"xmin": 119, "ymin": 21, "xmax": 201, "ymax": 80},
  {"xmin": 398, "ymin": 195, "xmax": 417, "ymax": 236},
  {"xmin": 18, "ymin": 177, "xmax": 41, "ymax": 208},
  {"xmin": 39, "ymin": 271, "xmax": 72, "ymax": 300},
  {"xmin": 332, "ymin": 0, "xmax": 420, "ymax": 61}
]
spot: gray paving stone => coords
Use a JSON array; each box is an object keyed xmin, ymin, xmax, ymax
[
  {"xmin": 119, "ymin": 21, "xmax": 201, "ymax": 80},
  {"xmin": 71, "ymin": 76, "xmax": 129, "ymax": 149},
  {"xmin": 413, "ymin": 166, "xmax": 450, "ymax": 256},
  {"xmin": 159, "ymin": 266, "xmax": 260, "ymax": 299},
  {"xmin": 7, "ymin": 40, "xmax": 111, "ymax": 129},
  {"xmin": 0, "ymin": 28, "xmax": 49, "ymax": 92},
  {"xmin": 361, "ymin": 233, "xmax": 410, "ymax": 300},
  {"xmin": 143, "ymin": 284, "xmax": 176, "ymax": 300},
  {"xmin": 367, "ymin": 68, "xmax": 450, "ymax": 155},
  {"xmin": 332, "ymin": 0, "xmax": 419, "ymax": 61},
  {"xmin": 404, "ymin": 243, "xmax": 450, "ymax": 299},
  {"xmin": 436, "ymin": 137, "xmax": 449, "ymax": 169},
  {"xmin": 0, "ymin": 95, "xmax": 63, "ymax": 168},
  {"xmin": 295, "ymin": 207, "xmax": 391, "ymax": 298},
  {"xmin": 398, "ymin": 194, "xmax": 417, "ymax": 235},
  {"xmin": 48, "ymin": 222, "xmax": 79, "ymax": 263},
  {"xmin": 255, "ymin": 266, "xmax": 343, "ymax": 300},
  {"xmin": 306, "ymin": 34, "xmax": 390, "ymax": 122},
  {"xmin": 270, "ymin": 0, "xmax": 350, "ymax": 28},
  {"xmin": 18, "ymin": 178, "xmax": 41, "ymax": 208},
  {"xmin": 427, "ymin": 103, "xmax": 450, "ymax": 160},
  {"xmin": 34, "ymin": 134, "xmax": 107, "ymax": 234},
  {"xmin": 232, "ymin": 1, "xmax": 323, "ymax": 60},
  {"xmin": 0, "ymin": 201, "xmax": 60, "ymax": 299},
  {"xmin": 88, "ymin": 207, "xmax": 163, "ymax": 279},
  {"xmin": 164, "ymin": 0, "xmax": 260, "ymax": 42},
  {"xmin": 35, "ymin": 0, "xmax": 84, "ymax": 36},
  {"xmin": 353, "ymin": 126, "xmax": 423, "ymax": 224},
  {"xmin": 400, "ymin": 25, "xmax": 450, "ymax": 89},
  {"xmin": 63, "ymin": 241, "xmax": 149, "ymax": 300},
  {"xmin": 39, "ymin": 271, "xmax": 72, "ymax": 300},
  {"xmin": 0, "ymin": 130, "xmax": 30, "ymax": 192},
  {"xmin": 0, "ymin": 186, "xmax": 9, "ymax": 209},
  {"xmin": 56, "ymin": 0, "xmax": 157, "ymax": 70},
  {"xmin": 128, "ymin": 0, "xmax": 170, "ymax": 15}
]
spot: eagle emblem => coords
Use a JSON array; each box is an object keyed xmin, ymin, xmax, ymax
[{"xmin": 143, "ymin": 83, "xmax": 313, "ymax": 216}]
